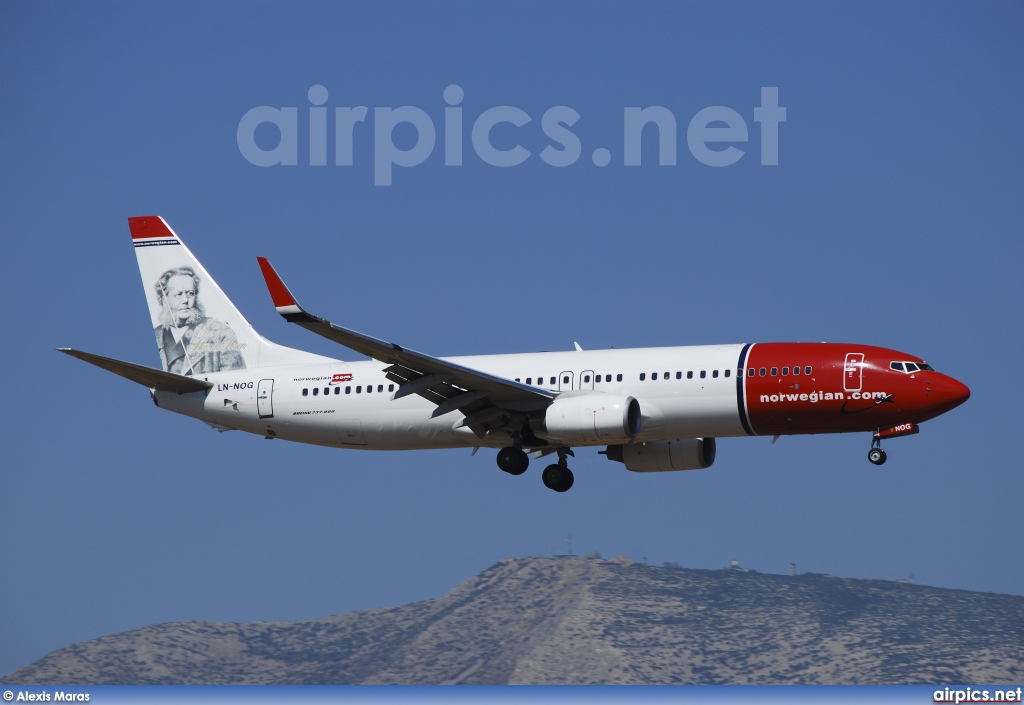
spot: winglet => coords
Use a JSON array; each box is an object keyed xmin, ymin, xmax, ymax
[{"xmin": 257, "ymin": 257, "xmax": 303, "ymax": 315}]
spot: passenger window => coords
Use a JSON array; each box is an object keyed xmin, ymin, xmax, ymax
[
  {"xmin": 515, "ymin": 378, "xmax": 521, "ymax": 382},
  {"xmin": 584, "ymin": 375, "xmax": 591, "ymax": 383},
  {"xmin": 388, "ymin": 384, "xmax": 395, "ymax": 391},
  {"xmin": 687, "ymin": 371, "xmax": 693, "ymax": 379},
  {"xmin": 313, "ymin": 388, "xmax": 319, "ymax": 396},
  {"xmin": 663, "ymin": 372, "xmax": 669, "ymax": 380},
  {"xmin": 759, "ymin": 368, "xmax": 766, "ymax": 376},
  {"xmin": 335, "ymin": 386, "xmax": 340, "ymax": 394},
  {"xmin": 302, "ymin": 388, "xmax": 308, "ymax": 396},
  {"xmin": 676, "ymin": 371, "xmax": 682, "ymax": 379},
  {"xmin": 771, "ymin": 367, "xmax": 778, "ymax": 376},
  {"xmin": 563, "ymin": 375, "xmax": 570, "ymax": 384},
  {"xmin": 595, "ymin": 375, "xmax": 601, "ymax": 384},
  {"xmin": 356, "ymin": 386, "xmax": 362, "ymax": 393},
  {"xmin": 605, "ymin": 375, "xmax": 611, "ymax": 382},
  {"xmin": 366, "ymin": 385, "xmax": 372, "ymax": 394},
  {"xmin": 640, "ymin": 373, "xmax": 646, "ymax": 381},
  {"xmin": 713, "ymin": 370, "xmax": 719, "ymax": 378},
  {"xmin": 905, "ymin": 362, "xmax": 919, "ymax": 372},
  {"xmin": 749, "ymin": 368, "xmax": 755, "ymax": 377},
  {"xmin": 890, "ymin": 362, "xmax": 904, "ymax": 372},
  {"xmin": 725, "ymin": 369, "xmax": 731, "ymax": 378},
  {"xmin": 805, "ymin": 366, "xmax": 812, "ymax": 375},
  {"xmin": 378, "ymin": 385, "xmax": 383, "ymax": 392},
  {"xmin": 782, "ymin": 367, "xmax": 789, "ymax": 376},
  {"xmin": 616, "ymin": 374, "xmax": 622, "ymax": 382},
  {"xmin": 700, "ymin": 370, "xmax": 706, "ymax": 379},
  {"xmin": 346, "ymin": 386, "xmax": 351, "ymax": 394},
  {"xmin": 793, "ymin": 366, "xmax": 800, "ymax": 375},
  {"xmin": 551, "ymin": 377, "xmax": 557, "ymax": 385},
  {"xmin": 526, "ymin": 378, "xmax": 532, "ymax": 385}
]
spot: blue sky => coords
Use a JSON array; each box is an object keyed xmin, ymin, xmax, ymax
[{"xmin": 1, "ymin": 1, "xmax": 1022, "ymax": 677}]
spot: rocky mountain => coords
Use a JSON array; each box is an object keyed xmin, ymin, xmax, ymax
[{"xmin": 4, "ymin": 556, "xmax": 1022, "ymax": 684}]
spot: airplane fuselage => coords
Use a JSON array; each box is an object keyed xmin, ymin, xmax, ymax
[{"xmin": 157, "ymin": 342, "xmax": 968, "ymax": 451}]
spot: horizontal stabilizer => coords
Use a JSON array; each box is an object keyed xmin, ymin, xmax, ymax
[{"xmin": 58, "ymin": 348, "xmax": 213, "ymax": 393}]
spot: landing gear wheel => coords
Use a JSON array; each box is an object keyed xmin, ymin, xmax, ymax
[
  {"xmin": 867, "ymin": 448, "xmax": 887, "ymax": 465},
  {"xmin": 496, "ymin": 447, "xmax": 529, "ymax": 475},
  {"xmin": 542, "ymin": 463, "xmax": 574, "ymax": 492}
]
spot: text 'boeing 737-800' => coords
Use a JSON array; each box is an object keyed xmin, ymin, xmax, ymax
[{"xmin": 60, "ymin": 217, "xmax": 970, "ymax": 492}]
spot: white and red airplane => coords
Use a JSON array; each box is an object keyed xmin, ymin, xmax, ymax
[{"xmin": 61, "ymin": 216, "xmax": 971, "ymax": 492}]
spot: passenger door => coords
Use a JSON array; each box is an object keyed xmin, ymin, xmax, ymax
[
  {"xmin": 257, "ymin": 379, "xmax": 274, "ymax": 418},
  {"xmin": 843, "ymin": 353, "xmax": 864, "ymax": 392}
]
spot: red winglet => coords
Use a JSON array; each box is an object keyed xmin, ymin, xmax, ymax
[
  {"xmin": 128, "ymin": 216, "xmax": 175, "ymax": 240},
  {"xmin": 257, "ymin": 257, "xmax": 298, "ymax": 309}
]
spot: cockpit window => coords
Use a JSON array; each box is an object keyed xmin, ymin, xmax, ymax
[{"xmin": 892, "ymin": 360, "xmax": 931, "ymax": 373}]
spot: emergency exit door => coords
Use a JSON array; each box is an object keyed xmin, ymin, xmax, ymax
[
  {"xmin": 558, "ymin": 371, "xmax": 574, "ymax": 391},
  {"xmin": 579, "ymin": 370, "xmax": 596, "ymax": 391}
]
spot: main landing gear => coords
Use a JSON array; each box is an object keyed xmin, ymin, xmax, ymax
[
  {"xmin": 867, "ymin": 437, "xmax": 887, "ymax": 466},
  {"xmin": 496, "ymin": 446, "xmax": 575, "ymax": 492},
  {"xmin": 542, "ymin": 450, "xmax": 574, "ymax": 493},
  {"xmin": 496, "ymin": 446, "xmax": 529, "ymax": 475}
]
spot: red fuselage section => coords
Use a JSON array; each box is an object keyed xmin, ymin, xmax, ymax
[{"xmin": 740, "ymin": 343, "xmax": 970, "ymax": 436}]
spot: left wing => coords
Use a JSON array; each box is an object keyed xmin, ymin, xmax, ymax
[{"xmin": 256, "ymin": 257, "xmax": 553, "ymax": 438}]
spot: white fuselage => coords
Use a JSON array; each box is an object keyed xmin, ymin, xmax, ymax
[{"xmin": 156, "ymin": 344, "xmax": 748, "ymax": 450}]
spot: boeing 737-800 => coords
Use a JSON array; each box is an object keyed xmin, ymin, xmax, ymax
[{"xmin": 60, "ymin": 216, "xmax": 971, "ymax": 492}]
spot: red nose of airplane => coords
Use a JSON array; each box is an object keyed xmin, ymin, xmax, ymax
[{"xmin": 930, "ymin": 374, "xmax": 971, "ymax": 413}]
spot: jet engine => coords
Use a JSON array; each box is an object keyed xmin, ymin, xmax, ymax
[
  {"xmin": 542, "ymin": 393, "xmax": 641, "ymax": 445},
  {"xmin": 604, "ymin": 437, "xmax": 716, "ymax": 472}
]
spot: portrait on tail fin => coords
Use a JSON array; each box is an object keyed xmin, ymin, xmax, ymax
[{"xmin": 153, "ymin": 266, "xmax": 246, "ymax": 375}]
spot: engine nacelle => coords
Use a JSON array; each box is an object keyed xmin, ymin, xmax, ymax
[
  {"xmin": 605, "ymin": 438, "xmax": 716, "ymax": 472},
  {"xmin": 542, "ymin": 393, "xmax": 641, "ymax": 445}
]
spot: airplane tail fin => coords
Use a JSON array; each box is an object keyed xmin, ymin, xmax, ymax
[{"xmin": 130, "ymin": 216, "xmax": 334, "ymax": 374}]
